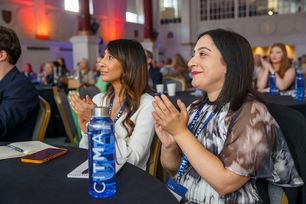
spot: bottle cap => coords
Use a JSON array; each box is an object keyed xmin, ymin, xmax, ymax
[{"xmin": 92, "ymin": 107, "xmax": 110, "ymax": 117}]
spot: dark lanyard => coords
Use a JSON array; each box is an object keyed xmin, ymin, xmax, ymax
[
  {"xmin": 109, "ymin": 95, "xmax": 125, "ymax": 124},
  {"xmin": 177, "ymin": 104, "xmax": 216, "ymax": 179}
]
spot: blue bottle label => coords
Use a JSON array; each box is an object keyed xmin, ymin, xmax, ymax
[
  {"xmin": 295, "ymin": 73, "xmax": 305, "ymax": 101},
  {"xmin": 88, "ymin": 117, "xmax": 116, "ymax": 198},
  {"xmin": 269, "ymin": 74, "xmax": 278, "ymax": 95}
]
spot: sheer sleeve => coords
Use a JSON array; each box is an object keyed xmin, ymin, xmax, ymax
[
  {"xmin": 267, "ymin": 127, "xmax": 303, "ymax": 187},
  {"xmin": 220, "ymin": 101, "xmax": 275, "ymax": 178}
]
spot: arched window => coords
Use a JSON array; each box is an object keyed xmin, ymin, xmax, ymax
[
  {"xmin": 64, "ymin": 0, "xmax": 93, "ymax": 14},
  {"xmin": 126, "ymin": 0, "xmax": 144, "ymax": 24}
]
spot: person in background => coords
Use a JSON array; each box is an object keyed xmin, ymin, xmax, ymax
[
  {"xmin": 0, "ymin": 26, "xmax": 39, "ymax": 141},
  {"xmin": 22, "ymin": 63, "xmax": 36, "ymax": 81},
  {"xmin": 145, "ymin": 49, "xmax": 163, "ymax": 89},
  {"xmin": 70, "ymin": 39, "xmax": 155, "ymax": 170},
  {"xmin": 253, "ymin": 54, "xmax": 262, "ymax": 79},
  {"xmin": 172, "ymin": 54, "xmax": 191, "ymax": 82},
  {"xmin": 252, "ymin": 54, "xmax": 263, "ymax": 87},
  {"xmin": 37, "ymin": 62, "xmax": 45, "ymax": 82},
  {"xmin": 57, "ymin": 57, "xmax": 69, "ymax": 76},
  {"xmin": 94, "ymin": 56, "xmax": 109, "ymax": 93},
  {"xmin": 74, "ymin": 58, "xmax": 95, "ymax": 85},
  {"xmin": 163, "ymin": 54, "xmax": 191, "ymax": 87},
  {"xmin": 41, "ymin": 62, "xmax": 54, "ymax": 85},
  {"xmin": 257, "ymin": 43, "xmax": 296, "ymax": 91},
  {"xmin": 160, "ymin": 57, "xmax": 173, "ymax": 76},
  {"xmin": 152, "ymin": 29, "xmax": 302, "ymax": 203},
  {"xmin": 300, "ymin": 54, "xmax": 306, "ymax": 74},
  {"xmin": 53, "ymin": 60, "xmax": 68, "ymax": 89}
]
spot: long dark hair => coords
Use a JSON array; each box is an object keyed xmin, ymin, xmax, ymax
[
  {"xmin": 106, "ymin": 39, "xmax": 150, "ymax": 136},
  {"xmin": 194, "ymin": 29, "xmax": 259, "ymax": 111}
]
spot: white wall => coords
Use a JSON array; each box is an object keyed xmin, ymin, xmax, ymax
[
  {"xmin": 0, "ymin": 0, "xmax": 145, "ymax": 72},
  {"xmin": 17, "ymin": 39, "xmax": 73, "ymax": 72},
  {"xmin": 154, "ymin": 0, "xmax": 306, "ymax": 60}
]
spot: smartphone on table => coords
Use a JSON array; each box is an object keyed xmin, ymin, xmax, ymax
[{"xmin": 21, "ymin": 148, "xmax": 68, "ymax": 164}]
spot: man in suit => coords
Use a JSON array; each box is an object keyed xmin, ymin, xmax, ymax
[{"xmin": 0, "ymin": 26, "xmax": 39, "ymax": 141}]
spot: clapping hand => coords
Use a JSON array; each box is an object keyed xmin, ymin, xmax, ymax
[
  {"xmin": 260, "ymin": 57, "xmax": 275, "ymax": 74},
  {"xmin": 154, "ymin": 123, "xmax": 177, "ymax": 150},
  {"xmin": 152, "ymin": 95, "xmax": 189, "ymax": 138},
  {"xmin": 70, "ymin": 92, "xmax": 96, "ymax": 132}
]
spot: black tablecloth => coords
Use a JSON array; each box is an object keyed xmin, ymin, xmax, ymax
[
  {"xmin": 168, "ymin": 91, "xmax": 201, "ymax": 107},
  {"xmin": 260, "ymin": 93, "xmax": 306, "ymax": 117},
  {"xmin": 168, "ymin": 91, "xmax": 306, "ymax": 117},
  {"xmin": 0, "ymin": 147, "xmax": 178, "ymax": 204}
]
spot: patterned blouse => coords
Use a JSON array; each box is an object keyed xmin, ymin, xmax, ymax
[{"xmin": 176, "ymin": 97, "xmax": 303, "ymax": 204}]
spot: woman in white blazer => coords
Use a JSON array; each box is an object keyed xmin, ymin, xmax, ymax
[{"xmin": 70, "ymin": 39, "xmax": 155, "ymax": 170}]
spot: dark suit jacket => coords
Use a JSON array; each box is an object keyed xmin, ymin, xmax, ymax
[
  {"xmin": 149, "ymin": 66, "xmax": 163, "ymax": 88},
  {"xmin": 0, "ymin": 67, "xmax": 39, "ymax": 142}
]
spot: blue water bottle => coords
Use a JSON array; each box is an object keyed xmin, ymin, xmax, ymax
[
  {"xmin": 295, "ymin": 70, "xmax": 305, "ymax": 101},
  {"xmin": 88, "ymin": 107, "xmax": 116, "ymax": 198},
  {"xmin": 269, "ymin": 73, "xmax": 278, "ymax": 95}
]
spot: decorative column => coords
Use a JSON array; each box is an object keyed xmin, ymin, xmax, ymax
[
  {"xmin": 144, "ymin": 0, "xmax": 153, "ymax": 39},
  {"xmin": 78, "ymin": 0, "xmax": 92, "ymax": 35},
  {"xmin": 70, "ymin": 0, "xmax": 97, "ymax": 71},
  {"xmin": 142, "ymin": 0, "xmax": 157, "ymax": 60}
]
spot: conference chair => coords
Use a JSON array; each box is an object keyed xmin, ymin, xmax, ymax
[
  {"xmin": 53, "ymin": 86, "xmax": 79, "ymax": 146},
  {"xmin": 32, "ymin": 96, "xmax": 51, "ymax": 141},
  {"xmin": 147, "ymin": 136, "xmax": 162, "ymax": 177},
  {"xmin": 257, "ymin": 103, "xmax": 306, "ymax": 204},
  {"xmin": 163, "ymin": 76, "xmax": 187, "ymax": 92}
]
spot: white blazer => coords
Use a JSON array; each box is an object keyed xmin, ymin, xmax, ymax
[{"xmin": 79, "ymin": 93, "xmax": 155, "ymax": 170}]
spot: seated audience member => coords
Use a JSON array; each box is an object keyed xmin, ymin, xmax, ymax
[
  {"xmin": 252, "ymin": 54, "xmax": 263, "ymax": 88},
  {"xmin": 300, "ymin": 54, "xmax": 306, "ymax": 73},
  {"xmin": 41, "ymin": 62, "xmax": 54, "ymax": 85},
  {"xmin": 257, "ymin": 43, "xmax": 296, "ymax": 91},
  {"xmin": 70, "ymin": 39, "xmax": 155, "ymax": 170},
  {"xmin": 152, "ymin": 29, "xmax": 303, "ymax": 203},
  {"xmin": 57, "ymin": 57, "xmax": 70, "ymax": 76},
  {"xmin": 253, "ymin": 54, "xmax": 262, "ymax": 80},
  {"xmin": 160, "ymin": 57, "xmax": 173, "ymax": 76},
  {"xmin": 22, "ymin": 63, "xmax": 36, "ymax": 81},
  {"xmin": 0, "ymin": 26, "xmax": 39, "ymax": 141},
  {"xmin": 74, "ymin": 58, "xmax": 95, "ymax": 85},
  {"xmin": 163, "ymin": 54, "xmax": 192, "ymax": 87},
  {"xmin": 145, "ymin": 49, "xmax": 163, "ymax": 89},
  {"xmin": 53, "ymin": 60, "xmax": 68, "ymax": 90}
]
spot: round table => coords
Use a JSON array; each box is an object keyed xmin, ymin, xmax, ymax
[
  {"xmin": 260, "ymin": 93, "xmax": 306, "ymax": 117},
  {"xmin": 0, "ymin": 147, "xmax": 178, "ymax": 204}
]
